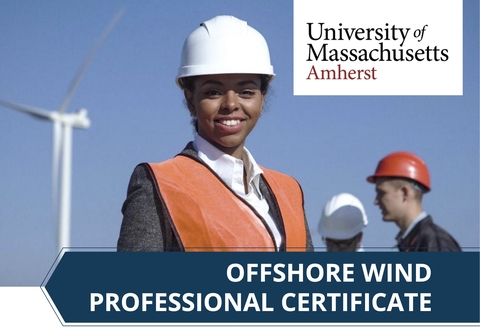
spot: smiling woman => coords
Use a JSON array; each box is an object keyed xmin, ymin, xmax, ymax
[
  {"xmin": 117, "ymin": 15, "xmax": 313, "ymax": 252},
  {"xmin": 183, "ymin": 74, "xmax": 265, "ymax": 160}
]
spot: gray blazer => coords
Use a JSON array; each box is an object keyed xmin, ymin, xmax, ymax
[{"xmin": 117, "ymin": 143, "xmax": 313, "ymax": 252}]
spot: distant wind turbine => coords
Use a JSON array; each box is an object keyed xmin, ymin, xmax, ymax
[{"xmin": 0, "ymin": 8, "xmax": 125, "ymax": 254}]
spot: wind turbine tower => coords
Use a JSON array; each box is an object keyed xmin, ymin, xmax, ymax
[{"xmin": 0, "ymin": 8, "xmax": 125, "ymax": 253}]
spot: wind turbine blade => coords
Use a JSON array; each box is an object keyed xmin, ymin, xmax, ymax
[
  {"xmin": 57, "ymin": 7, "xmax": 126, "ymax": 114},
  {"xmin": 0, "ymin": 99, "xmax": 53, "ymax": 120}
]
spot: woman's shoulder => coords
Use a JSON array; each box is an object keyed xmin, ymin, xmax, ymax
[
  {"xmin": 261, "ymin": 166, "xmax": 298, "ymax": 182},
  {"xmin": 260, "ymin": 166, "xmax": 303, "ymax": 193}
]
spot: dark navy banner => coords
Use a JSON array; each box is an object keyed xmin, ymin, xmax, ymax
[{"xmin": 43, "ymin": 252, "xmax": 479, "ymax": 324}]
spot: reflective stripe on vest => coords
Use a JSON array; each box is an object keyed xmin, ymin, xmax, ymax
[{"xmin": 147, "ymin": 155, "xmax": 306, "ymax": 252}]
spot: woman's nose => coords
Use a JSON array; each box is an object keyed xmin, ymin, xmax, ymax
[{"xmin": 222, "ymin": 90, "xmax": 239, "ymax": 112}]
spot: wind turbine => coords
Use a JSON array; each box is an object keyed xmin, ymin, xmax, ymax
[{"xmin": 0, "ymin": 8, "xmax": 125, "ymax": 254}]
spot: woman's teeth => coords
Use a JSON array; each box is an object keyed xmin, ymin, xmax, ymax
[{"xmin": 219, "ymin": 120, "xmax": 240, "ymax": 126}]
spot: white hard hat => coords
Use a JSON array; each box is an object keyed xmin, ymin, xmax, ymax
[
  {"xmin": 318, "ymin": 193, "xmax": 368, "ymax": 240},
  {"xmin": 176, "ymin": 15, "xmax": 275, "ymax": 88}
]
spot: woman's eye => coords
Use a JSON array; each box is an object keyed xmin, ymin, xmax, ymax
[
  {"xmin": 205, "ymin": 90, "xmax": 221, "ymax": 97},
  {"xmin": 240, "ymin": 89, "xmax": 255, "ymax": 96}
]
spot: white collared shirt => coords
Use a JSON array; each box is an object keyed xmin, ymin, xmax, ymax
[{"xmin": 193, "ymin": 135, "xmax": 282, "ymax": 250}]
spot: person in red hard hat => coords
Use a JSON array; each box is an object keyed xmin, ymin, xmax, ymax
[{"xmin": 367, "ymin": 151, "xmax": 461, "ymax": 252}]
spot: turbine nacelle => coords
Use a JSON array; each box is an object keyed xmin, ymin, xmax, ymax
[
  {"xmin": 51, "ymin": 108, "xmax": 91, "ymax": 129},
  {"xmin": 73, "ymin": 108, "xmax": 92, "ymax": 129}
]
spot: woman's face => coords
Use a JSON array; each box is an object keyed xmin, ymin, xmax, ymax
[{"xmin": 185, "ymin": 74, "xmax": 265, "ymax": 159}]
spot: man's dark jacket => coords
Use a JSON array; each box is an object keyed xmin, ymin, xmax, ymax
[{"xmin": 397, "ymin": 216, "xmax": 461, "ymax": 252}]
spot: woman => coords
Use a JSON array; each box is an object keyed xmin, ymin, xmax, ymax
[{"xmin": 117, "ymin": 15, "xmax": 313, "ymax": 252}]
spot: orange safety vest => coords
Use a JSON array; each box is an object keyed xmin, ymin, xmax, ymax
[{"xmin": 147, "ymin": 155, "xmax": 307, "ymax": 252}]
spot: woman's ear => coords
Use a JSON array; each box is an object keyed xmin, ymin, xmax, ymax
[
  {"xmin": 259, "ymin": 92, "xmax": 266, "ymax": 117},
  {"xmin": 184, "ymin": 89, "xmax": 196, "ymax": 116}
]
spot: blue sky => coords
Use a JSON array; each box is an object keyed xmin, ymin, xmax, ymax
[{"xmin": 0, "ymin": 0, "xmax": 478, "ymax": 285}]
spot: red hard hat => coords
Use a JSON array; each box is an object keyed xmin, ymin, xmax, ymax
[{"xmin": 366, "ymin": 151, "xmax": 431, "ymax": 191}]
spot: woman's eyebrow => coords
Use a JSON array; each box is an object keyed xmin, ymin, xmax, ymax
[
  {"xmin": 200, "ymin": 80, "xmax": 223, "ymax": 87},
  {"xmin": 200, "ymin": 79, "xmax": 260, "ymax": 87},
  {"xmin": 238, "ymin": 80, "xmax": 259, "ymax": 87}
]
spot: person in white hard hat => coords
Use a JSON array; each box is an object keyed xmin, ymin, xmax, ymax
[
  {"xmin": 118, "ymin": 15, "xmax": 313, "ymax": 252},
  {"xmin": 318, "ymin": 193, "xmax": 368, "ymax": 252}
]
